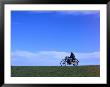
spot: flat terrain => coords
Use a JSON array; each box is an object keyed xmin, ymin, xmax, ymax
[{"xmin": 11, "ymin": 65, "xmax": 100, "ymax": 77}]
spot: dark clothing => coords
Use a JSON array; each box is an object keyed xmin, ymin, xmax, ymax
[
  {"xmin": 69, "ymin": 52, "xmax": 76, "ymax": 61},
  {"xmin": 67, "ymin": 59, "xmax": 71, "ymax": 64},
  {"xmin": 70, "ymin": 52, "xmax": 75, "ymax": 58}
]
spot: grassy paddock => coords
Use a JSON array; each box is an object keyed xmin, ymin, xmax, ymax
[{"xmin": 11, "ymin": 65, "xmax": 100, "ymax": 77}]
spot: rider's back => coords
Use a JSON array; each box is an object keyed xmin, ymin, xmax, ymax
[{"xmin": 69, "ymin": 52, "xmax": 75, "ymax": 60}]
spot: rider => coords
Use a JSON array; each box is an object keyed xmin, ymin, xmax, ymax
[{"xmin": 68, "ymin": 52, "xmax": 76, "ymax": 62}]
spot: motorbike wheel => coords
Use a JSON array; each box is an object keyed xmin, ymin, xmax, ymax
[
  {"xmin": 60, "ymin": 59, "xmax": 66, "ymax": 66},
  {"xmin": 73, "ymin": 61, "xmax": 78, "ymax": 66}
]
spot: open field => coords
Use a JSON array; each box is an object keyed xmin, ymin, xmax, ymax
[{"xmin": 11, "ymin": 65, "xmax": 100, "ymax": 77}]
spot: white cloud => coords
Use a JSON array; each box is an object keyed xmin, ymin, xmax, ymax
[
  {"xmin": 26, "ymin": 10, "xmax": 99, "ymax": 16},
  {"xmin": 75, "ymin": 52, "xmax": 100, "ymax": 59},
  {"xmin": 26, "ymin": 11, "xmax": 53, "ymax": 14},
  {"xmin": 12, "ymin": 51, "xmax": 37, "ymax": 58},
  {"xmin": 56, "ymin": 10, "xmax": 99, "ymax": 15},
  {"xmin": 11, "ymin": 50, "xmax": 100, "ymax": 66}
]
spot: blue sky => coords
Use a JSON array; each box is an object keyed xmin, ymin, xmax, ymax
[{"xmin": 11, "ymin": 10, "xmax": 100, "ymax": 66}]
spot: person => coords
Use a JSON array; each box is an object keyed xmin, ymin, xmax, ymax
[{"xmin": 68, "ymin": 52, "xmax": 76, "ymax": 62}]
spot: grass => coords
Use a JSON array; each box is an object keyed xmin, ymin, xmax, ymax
[{"xmin": 11, "ymin": 65, "xmax": 100, "ymax": 77}]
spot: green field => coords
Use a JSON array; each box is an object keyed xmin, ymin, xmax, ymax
[{"xmin": 11, "ymin": 65, "xmax": 100, "ymax": 77}]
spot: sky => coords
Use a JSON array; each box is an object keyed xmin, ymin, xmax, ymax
[{"xmin": 11, "ymin": 10, "xmax": 100, "ymax": 66}]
